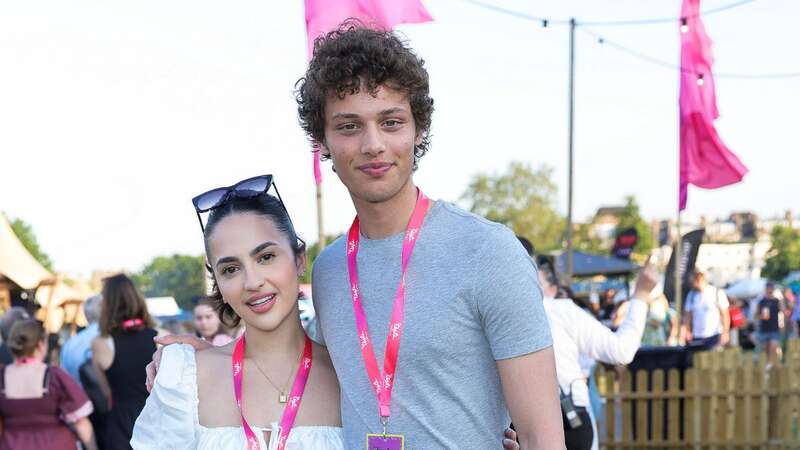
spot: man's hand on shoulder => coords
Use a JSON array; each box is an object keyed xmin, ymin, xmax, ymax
[{"xmin": 145, "ymin": 334, "xmax": 211, "ymax": 392}]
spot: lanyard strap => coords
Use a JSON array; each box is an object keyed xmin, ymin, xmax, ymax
[
  {"xmin": 232, "ymin": 333, "xmax": 313, "ymax": 450},
  {"xmin": 346, "ymin": 189, "xmax": 430, "ymax": 424}
]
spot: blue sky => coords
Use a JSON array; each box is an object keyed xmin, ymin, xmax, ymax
[{"xmin": 1, "ymin": 0, "xmax": 797, "ymax": 275}]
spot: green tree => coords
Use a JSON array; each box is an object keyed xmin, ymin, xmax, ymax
[
  {"xmin": 574, "ymin": 222, "xmax": 606, "ymax": 254},
  {"xmin": 9, "ymin": 217, "xmax": 53, "ymax": 270},
  {"xmin": 460, "ymin": 162, "xmax": 565, "ymax": 252},
  {"xmin": 762, "ymin": 225, "xmax": 800, "ymax": 281},
  {"xmin": 300, "ymin": 234, "xmax": 344, "ymax": 284},
  {"xmin": 614, "ymin": 195, "xmax": 655, "ymax": 258},
  {"xmin": 133, "ymin": 254, "xmax": 206, "ymax": 310}
]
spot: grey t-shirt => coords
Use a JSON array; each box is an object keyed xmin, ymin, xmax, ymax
[{"xmin": 312, "ymin": 201, "xmax": 552, "ymax": 449}]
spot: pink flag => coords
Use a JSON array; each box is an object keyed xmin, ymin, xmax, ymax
[
  {"xmin": 304, "ymin": 0, "xmax": 433, "ymax": 185},
  {"xmin": 679, "ymin": 0, "xmax": 748, "ymax": 210}
]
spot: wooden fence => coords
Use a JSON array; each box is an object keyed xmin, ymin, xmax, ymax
[{"xmin": 597, "ymin": 340, "xmax": 800, "ymax": 449}]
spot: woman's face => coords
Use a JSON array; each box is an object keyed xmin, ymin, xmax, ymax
[
  {"xmin": 206, "ymin": 212, "xmax": 305, "ymax": 333},
  {"xmin": 193, "ymin": 304, "xmax": 220, "ymax": 340}
]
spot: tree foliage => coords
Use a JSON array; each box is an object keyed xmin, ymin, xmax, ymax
[
  {"xmin": 9, "ymin": 217, "xmax": 53, "ymax": 270},
  {"xmin": 574, "ymin": 222, "xmax": 606, "ymax": 254},
  {"xmin": 763, "ymin": 225, "xmax": 800, "ymax": 281},
  {"xmin": 614, "ymin": 195, "xmax": 655, "ymax": 258},
  {"xmin": 300, "ymin": 234, "xmax": 343, "ymax": 284},
  {"xmin": 133, "ymin": 254, "xmax": 206, "ymax": 310},
  {"xmin": 461, "ymin": 162, "xmax": 565, "ymax": 252}
]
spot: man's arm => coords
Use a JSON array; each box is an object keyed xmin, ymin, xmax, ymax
[
  {"xmin": 497, "ymin": 348, "xmax": 565, "ymax": 450},
  {"xmin": 682, "ymin": 309, "xmax": 693, "ymax": 344},
  {"xmin": 717, "ymin": 290, "xmax": 731, "ymax": 344}
]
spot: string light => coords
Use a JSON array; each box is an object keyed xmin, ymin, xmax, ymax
[
  {"xmin": 696, "ymin": 73, "xmax": 705, "ymax": 86},
  {"xmin": 584, "ymin": 28, "xmax": 800, "ymax": 80},
  {"xmin": 458, "ymin": 0, "xmax": 757, "ymax": 27},
  {"xmin": 460, "ymin": 0, "xmax": 800, "ymax": 81}
]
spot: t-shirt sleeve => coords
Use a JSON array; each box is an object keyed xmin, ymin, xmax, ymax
[
  {"xmin": 684, "ymin": 291, "xmax": 695, "ymax": 313},
  {"xmin": 131, "ymin": 344, "xmax": 198, "ymax": 449},
  {"xmin": 472, "ymin": 227, "xmax": 552, "ymax": 360},
  {"xmin": 717, "ymin": 289, "xmax": 730, "ymax": 309},
  {"xmin": 52, "ymin": 366, "xmax": 93, "ymax": 423}
]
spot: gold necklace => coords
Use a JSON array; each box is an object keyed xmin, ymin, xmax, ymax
[{"xmin": 251, "ymin": 358, "xmax": 295, "ymax": 404}]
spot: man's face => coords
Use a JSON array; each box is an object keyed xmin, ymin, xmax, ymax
[{"xmin": 321, "ymin": 83, "xmax": 422, "ymax": 205}]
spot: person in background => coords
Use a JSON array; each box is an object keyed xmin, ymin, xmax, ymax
[
  {"xmin": 790, "ymin": 288, "xmax": 800, "ymax": 338},
  {"xmin": 682, "ymin": 271, "xmax": 730, "ymax": 350},
  {"xmin": 61, "ymin": 294, "xmax": 107, "ymax": 449},
  {"xmin": 91, "ymin": 274, "xmax": 157, "ymax": 450},
  {"xmin": 756, "ymin": 282, "xmax": 784, "ymax": 367},
  {"xmin": 0, "ymin": 307, "xmax": 30, "ymax": 365},
  {"xmin": 61, "ymin": 294, "xmax": 103, "ymax": 384},
  {"xmin": 192, "ymin": 297, "xmax": 233, "ymax": 346},
  {"xmin": 598, "ymin": 290, "xmax": 617, "ymax": 328},
  {"xmin": 641, "ymin": 294, "xmax": 675, "ymax": 347},
  {"xmin": 535, "ymin": 254, "xmax": 658, "ymax": 450},
  {"xmin": 0, "ymin": 319, "xmax": 97, "ymax": 450}
]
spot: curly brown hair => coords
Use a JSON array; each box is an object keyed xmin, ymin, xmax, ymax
[{"xmin": 295, "ymin": 20, "xmax": 434, "ymax": 168}]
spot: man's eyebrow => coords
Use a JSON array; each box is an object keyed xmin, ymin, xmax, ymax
[
  {"xmin": 331, "ymin": 112, "xmax": 360, "ymax": 120},
  {"xmin": 378, "ymin": 107, "xmax": 407, "ymax": 116}
]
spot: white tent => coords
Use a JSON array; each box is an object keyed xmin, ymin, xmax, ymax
[
  {"xmin": 0, "ymin": 212, "xmax": 53, "ymax": 290},
  {"xmin": 0, "ymin": 213, "xmax": 91, "ymax": 331}
]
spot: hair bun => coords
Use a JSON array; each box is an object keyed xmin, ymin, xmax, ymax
[{"xmin": 7, "ymin": 320, "xmax": 45, "ymax": 358}]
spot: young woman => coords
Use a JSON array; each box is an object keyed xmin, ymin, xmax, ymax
[
  {"xmin": 91, "ymin": 274, "xmax": 158, "ymax": 450},
  {"xmin": 132, "ymin": 176, "xmax": 343, "ymax": 449},
  {"xmin": 193, "ymin": 297, "xmax": 234, "ymax": 346},
  {"xmin": 0, "ymin": 319, "xmax": 97, "ymax": 450}
]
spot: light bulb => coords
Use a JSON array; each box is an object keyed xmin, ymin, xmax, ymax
[
  {"xmin": 696, "ymin": 74, "xmax": 705, "ymax": 86},
  {"xmin": 680, "ymin": 18, "xmax": 689, "ymax": 33}
]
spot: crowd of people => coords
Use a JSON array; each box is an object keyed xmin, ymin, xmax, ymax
[
  {"xmin": 1, "ymin": 20, "xmax": 796, "ymax": 450},
  {"xmin": 583, "ymin": 270, "xmax": 797, "ymax": 364},
  {"xmin": 0, "ymin": 273, "xmax": 244, "ymax": 450}
]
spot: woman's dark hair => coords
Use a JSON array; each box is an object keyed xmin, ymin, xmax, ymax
[
  {"xmin": 7, "ymin": 319, "xmax": 45, "ymax": 358},
  {"xmin": 99, "ymin": 273, "xmax": 155, "ymax": 336},
  {"xmin": 295, "ymin": 20, "xmax": 434, "ymax": 169},
  {"xmin": 203, "ymin": 193, "xmax": 306, "ymax": 327}
]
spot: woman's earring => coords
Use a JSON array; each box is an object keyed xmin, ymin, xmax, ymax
[{"xmin": 331, "ymin": 164, "xmax": 337, "ymax": 173}]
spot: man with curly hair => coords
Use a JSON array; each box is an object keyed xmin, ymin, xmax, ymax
[
  {"xmin": 149, "ymin": 21, "xmax": 564, "ymax": 450},
  {"xmin": 298, "ymin": 22, "xmax": 564, "ymax": 449}
]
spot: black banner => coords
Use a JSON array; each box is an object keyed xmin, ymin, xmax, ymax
[
  {"xmin": 611, "ymin": 227, "xmax": 639, "ymax": 260},
  {"xmin": 663, "ymin": 228, "xmax": 705, "ymax": 305}
]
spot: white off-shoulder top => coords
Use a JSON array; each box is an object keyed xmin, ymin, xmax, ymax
[{"xmin": 131, "ymin": 344, "xmax": 344, "ymax": 450}]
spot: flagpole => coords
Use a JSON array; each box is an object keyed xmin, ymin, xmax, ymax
[
  {"xmin": 316, "ymin": 183, "xmax": 325, "ymax": 251},
  {"xmin": 565, "ymin": 17, "xmax": 576, "ymax": 285},
  {"xmin": 675, "ymin": 209, "xmax": 683, "ymax": 336}
]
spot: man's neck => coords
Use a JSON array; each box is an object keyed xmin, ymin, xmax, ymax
[{"xmin": 352, "ymin": 179, "xmax": 420, "ymax": 239}]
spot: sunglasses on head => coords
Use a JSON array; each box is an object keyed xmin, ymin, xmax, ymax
[{"xmin": 191, "ymin": 174, "xmax": 288, "ymax": 233}]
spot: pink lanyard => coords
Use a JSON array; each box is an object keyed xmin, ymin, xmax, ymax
[
  {"xmin": 231, "ymin": 333, "xmax": 313, "ymax": 450},
  {"xmin": 346, "ymin": 189, "xmax": 430, "ymax": 432}
]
